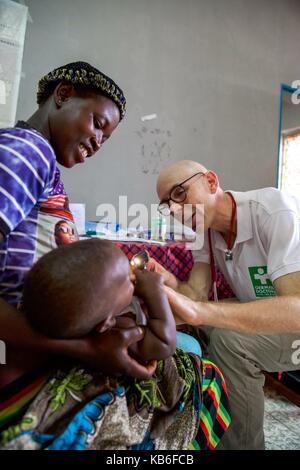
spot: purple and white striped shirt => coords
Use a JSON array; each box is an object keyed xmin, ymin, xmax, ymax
[{"xmin": 0, "ymin": 125, "xmax": 78, "ymax": 306}]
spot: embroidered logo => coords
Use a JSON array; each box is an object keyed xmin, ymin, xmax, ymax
[{"xmin": 248, "ymin": 266, "xmax": 276, "ymax": 297}]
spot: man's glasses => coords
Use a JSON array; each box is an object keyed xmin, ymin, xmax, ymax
[{"xmin": 158, "ymin": 172, "xmax": 205, "ymax": 216}]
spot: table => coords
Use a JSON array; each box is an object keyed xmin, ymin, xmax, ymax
[{"xmin": 115, "ymin": 241, "xmax": 235, "ymax": 300}]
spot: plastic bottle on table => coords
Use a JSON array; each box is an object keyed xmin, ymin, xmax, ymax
[{"xmin": 151, "ymin": 214, "xmax": 167, "ymax": 241}]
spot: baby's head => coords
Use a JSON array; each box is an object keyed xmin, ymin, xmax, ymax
[{"xmin": 22, "ymin": 239, "xmax": 134, "ymax": 338}]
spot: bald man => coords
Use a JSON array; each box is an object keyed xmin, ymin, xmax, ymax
[{"xmin": 150, "ymin": 160, "xmax": 300, "ymax": 450}]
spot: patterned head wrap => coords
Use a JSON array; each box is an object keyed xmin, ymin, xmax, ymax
[{"xmin": 37, "ymin": 61, "xmax": 126, "ymax": 120}]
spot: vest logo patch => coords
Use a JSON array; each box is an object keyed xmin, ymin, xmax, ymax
[{"xmin": 248, "ymin": 266, "xmax": 276, "ymax": 297}]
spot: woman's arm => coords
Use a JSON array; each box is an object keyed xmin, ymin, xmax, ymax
[
  {"xmin": 0, "ymin": 297, "xmax": 59, "ymax": 352},
  {"xmin": 0, "ymin": 296, "xmax": 156, "ymax": 380}
]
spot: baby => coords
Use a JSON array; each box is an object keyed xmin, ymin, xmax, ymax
[
  {"xmin": 22, "ymin": 238, "xmax": 176, "ymax": 365},
  {"xmin": 2, "ymin": 241, "xmax": 222, "ymax": 451}
]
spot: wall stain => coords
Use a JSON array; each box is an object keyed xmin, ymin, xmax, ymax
[{"xmin": 136, "ymin": 126, "xmax": 172, "ymax": 175}]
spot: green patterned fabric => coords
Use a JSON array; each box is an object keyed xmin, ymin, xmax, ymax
[{"xmin": 0, "ymin": 352, "xmax": 230, "ymax": 450}]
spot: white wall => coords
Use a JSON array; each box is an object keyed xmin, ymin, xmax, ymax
[{"xmin": 17, "ymin": 0, "xmax": 300, "ymax": 219}]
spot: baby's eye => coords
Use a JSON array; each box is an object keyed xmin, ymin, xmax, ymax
[{"xmin": 93, "ymin": 116, "xmax": 104, "ymax": 129}]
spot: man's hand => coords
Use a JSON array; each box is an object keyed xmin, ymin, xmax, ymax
[
  {"xmin": 64, "ymin": 326, "xmax": 157, "ymax": 379},
  {"xmin": 146, "ymin": 257, "xmax": 178, "ymax": 290},
  {"xmin": 164, "ymin": 285, "xmax": 204, "ymax": 325}
]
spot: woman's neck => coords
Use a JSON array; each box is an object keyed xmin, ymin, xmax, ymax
[{"xmin": 26, "ymin": 107, "xmax": 51, "ymax": 141}]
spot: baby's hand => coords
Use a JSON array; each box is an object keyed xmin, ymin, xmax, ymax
[
  {"xmin": 146, "ymin": 257, "xmax": 178, "ymax": 290},
  {"xmin": 114, "ymin": 315, "xmax": 137, "ymax": 329},
  {"xmin": 134, "ymin": 269, "xmax": 164, "ymax": 300}
]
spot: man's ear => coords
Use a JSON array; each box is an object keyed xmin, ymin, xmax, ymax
[
  {"xmin": 205, "ymin": 171, "xmax": 219, "ymax": 194},
  {"xmin": 53, "ymin": 82, "xmax": 76, "ymax": 107}
]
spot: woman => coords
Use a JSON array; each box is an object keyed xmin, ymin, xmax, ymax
[
  {"xmin": 0, "ymin": 62, "xmax": 230, "ymax": 449},
  {"xmin": 0, "ymin": 62, "xmax": 150, "ymax": 387}
]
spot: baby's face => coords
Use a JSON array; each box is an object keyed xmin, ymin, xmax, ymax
[{"xmin": 96, "ymin": 258, "xmax": 135, "ymax": 333}]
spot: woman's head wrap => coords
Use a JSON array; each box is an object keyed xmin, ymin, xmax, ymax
[{"xmin": 37, "ymin": 61, "xmax": 126, "ymax": 119}]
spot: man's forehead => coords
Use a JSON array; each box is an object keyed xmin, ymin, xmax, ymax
[
  {"xmin": 157, "ymin": 169, "xmax": 197, "ymax": 199},
  {"xmin": 161, "ymin": 173, "xmax": 182, "ymax": 190}
]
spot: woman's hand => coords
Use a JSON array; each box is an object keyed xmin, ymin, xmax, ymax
[
  {"xmin": 146, "ymin": 257, "xmax": 179, "ymax": 290},
  {"xmin": 164, "ymin": 285, "xmax": 203, "ymax": 326},
  {"xmin": 62, "ymin": 326, "xmax": 157, "ymax": 379}
]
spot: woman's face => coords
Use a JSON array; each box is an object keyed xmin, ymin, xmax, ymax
[{"xmin": 50, "ymin": 89, "xmax": 121, "ymax": 168}]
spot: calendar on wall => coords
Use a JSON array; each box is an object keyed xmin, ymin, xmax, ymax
[{"xmin": 0, "ymin": 0, "xmax": 27, "ymax": 127}]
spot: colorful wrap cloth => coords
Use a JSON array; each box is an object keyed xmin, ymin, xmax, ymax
[{"xmin": 0, "ymin": 352, "xmax": 230, "ymax": 450}]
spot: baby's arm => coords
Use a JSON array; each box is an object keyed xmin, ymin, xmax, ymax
[{"xmin": 132, "ymin": 270, "xmax": 176, "ymax": 361}]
